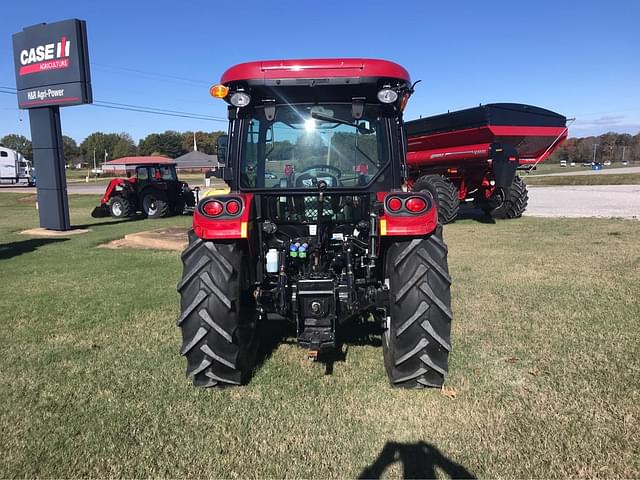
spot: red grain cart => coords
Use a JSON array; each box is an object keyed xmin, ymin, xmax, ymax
[{"xmin": 406, "ymin": 103, "xmax": 568, "ymax": 223}]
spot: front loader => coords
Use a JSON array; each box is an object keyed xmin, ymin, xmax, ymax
[{"xmin": 177, "ymin": 59, "xmax": 452, "ymax": 389}]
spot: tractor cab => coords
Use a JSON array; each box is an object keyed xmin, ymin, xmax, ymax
[
  {"xmin": 212, "ymin": 59, "xmax": 414, "ymax": 201},
  {"xmin": 134, "ymin": 163, "xmax": 179, "ymax": 185}
]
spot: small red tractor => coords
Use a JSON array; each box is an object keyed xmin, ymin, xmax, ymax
[
  {"xmin": 177, "ymin": 59, "xmax": 452, "ymax": 389},
  {"xmin": 91, "ymin": 163, "xmax": 196, "ymax": 219},
  {"xmin": 405, "ymin": 103, "xmax": 568, "ymax": 223}
]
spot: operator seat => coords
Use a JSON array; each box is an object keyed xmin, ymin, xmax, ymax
[{"xmin": 294, "ymin": 172, "xmax": 341, "ymax": 220}]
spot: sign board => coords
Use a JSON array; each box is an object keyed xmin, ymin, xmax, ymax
[{"xmin": 12, "ymin": 19, "xmax": 92, "ymax": 109}]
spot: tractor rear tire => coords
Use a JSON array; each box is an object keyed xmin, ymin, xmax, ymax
[
  {"xmin": 383, "ymin": 226, "xmax": 452, "ymax": 388},
  {"xmin": 176, "ymin": 231, "xmax": 258, "ymax": 387},
  {"xmin": 142, "ymin": 192, "xmax": 169, "ymax": 218},
  {"xmin": 490, "ymin": 176, "xmax": 529, "ymax": 219},
  {"xmin": 413, "ymin": 175, "xmax": 459, "ymax": 224},
  {"xmin": 109, "ymin": 196, "xmax": 131, "ymax": 218}
]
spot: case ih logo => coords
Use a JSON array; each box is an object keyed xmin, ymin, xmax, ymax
[{"xmin": 19, "ymin": 36, "xmax": 71, "ymax": 76}]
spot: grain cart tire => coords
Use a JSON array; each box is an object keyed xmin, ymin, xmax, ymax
[
  {"xmin": 109, "ymin": 196, "xmax": 131, "ymax": 218},
  {"xmin": 413, "ymin": 175, "xmax": 459, "ymax": 224},
  {"xmin": 142, "ymin": 191, "xmax": 169, "ymax": 218},
  {"xmin": 177, "ymin": 231, "xmax": 258, "ymax": 387},
  {"xmin": 383, "ymin": 226, "xmax": 452, "ymax": 388},
  {"xmin": 490, "ymin": 176, "xmax": 529, "ymax": 219}
]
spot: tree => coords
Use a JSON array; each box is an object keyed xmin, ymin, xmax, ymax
[
  {"xmin": 139, "ymin": 130, "xmax": 184, "ymax": 158},
  {"xmin": 111, "ymin": 133, "xmax": 137, "ymax": 159},
  {"xmin": 80, "ymin": 132, "xmax": 137, "ymax": 165},
  {"xmin": 62, "ymin": 135, "xmax": 81, "ymax": 165},
  {"xmin": 180, "ymin": 130, "xmax": 226, "ymax": 155},
  {"xmin": 0, "ymin": 134, "xmax": 32, "ymax": 159}
]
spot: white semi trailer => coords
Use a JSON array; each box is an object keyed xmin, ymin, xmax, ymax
[{"xmin": 0, "ymin": 146, "xmax": 34, "ymax": 185}]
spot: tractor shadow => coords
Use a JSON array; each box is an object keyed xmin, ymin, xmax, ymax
[
  {"xmin": 251, "ymin": 320, "xmax": 295, "ymax": 379},
  {"xmin": 359, "ymin": 441, "xmax": 476, "ymax": 479},
  {"xmin": 73, "ymin": 215, "xmax": 145, "ymax": 229},
  {"xmin": 0, "ymin": 237, "xmax": 68, "ymax": 260},
  {"xmin": 250, "ymin": 317, "xmax": 382, "ymax": 378},
  {"xmin": 456, "ymin": 205, "xmax": 496, "ymax": 224},
  {"xmin": 319, "ymin": 319, "xmax": 382, "ymax": 375}
]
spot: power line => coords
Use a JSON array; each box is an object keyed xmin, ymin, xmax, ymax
[
  {"xmin": 0, "ymin": 88, "xmax": 226, "ymax": 123},
  {"xmin": 94, "ymin": 100, "xmax": 225, "ymax": 121},
  {"xmin": 91, "ymin": 102, "xmax": 226, "ymax": 123},
  {"xmin": 90, "ymin": 62, "xmax": 211, "ymax": 86}
]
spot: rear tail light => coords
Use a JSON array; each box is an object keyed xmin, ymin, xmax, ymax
[
  {"xmin": 405, "ymin": 197, "xmax": 427, "ymax": 213},
  {"xmin": 385, "ymin": 194, "xmax": 430, "ymax": 215},
  {"xmin": 201, "ymin": 197, "xmax": 243, "ymax": 217},
  {"xmin": 387, "ymin": 197, "xmax": 402, "ymax": 212},
  {"xmin": 203, "ymin": 200, "xmax": 224, "ymax": 216},
  {"xmin": 226, "ymin": 199, "xmax": 241, "ymax": 215}
]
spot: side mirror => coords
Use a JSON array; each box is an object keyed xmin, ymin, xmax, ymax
[{"xmin": 216, "ymin": 135, "xmax": 228, "ymax": 165}]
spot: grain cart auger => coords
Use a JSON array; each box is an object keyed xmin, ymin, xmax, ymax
[{"xmin": 176, "ymin": 59, "xmax": 452, "ymax": 389}]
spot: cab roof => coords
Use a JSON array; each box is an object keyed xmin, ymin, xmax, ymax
[{"xmin": 220, "ymin": 58, "xmax": 411, "ymax": 84}]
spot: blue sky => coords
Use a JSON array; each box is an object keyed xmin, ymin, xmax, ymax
[{"xmin": 1, "ymin": 0, "xmax": 638, "ymax": 144}]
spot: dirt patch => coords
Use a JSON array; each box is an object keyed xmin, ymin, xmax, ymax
[
  {"xmin": 20, "ymin": 227, "xmax": 90, "ymax": 237},
  {"xmin": 100, "ymin": 227, "xmax": 188, "ymax": 251}
]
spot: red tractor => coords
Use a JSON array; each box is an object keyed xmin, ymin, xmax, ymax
[
  {"xmin": 177, "ymin": 59, "xmax": 452, "ymax": 389},
  {"xmin": 92, "ymin": 163, "xmax": 196, "ymax": 219},
  {"xmin": 405, "ymin": 103, "xmax": 568, "ymax": 223}
]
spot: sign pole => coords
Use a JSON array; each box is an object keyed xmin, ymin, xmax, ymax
[
  {"xmin": 12, "ymin": 19, "xmax": 92, "ymax": 231},
  {"xmin": 29, "ymin": 106, "xmax": 70, "ymax": 230}
]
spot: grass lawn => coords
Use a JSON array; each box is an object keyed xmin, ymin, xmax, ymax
[
  {"xmin": 524, "ymin": 173, "xmax": 640, "ymax": 186},
  {"xmin": 0, "ymin": 192, "xmax": 638, "ymax": 478}
]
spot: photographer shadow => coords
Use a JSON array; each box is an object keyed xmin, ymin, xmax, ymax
[{"xmin": 359, "ymin": 441, "xmax": 475, "ymax": 479}]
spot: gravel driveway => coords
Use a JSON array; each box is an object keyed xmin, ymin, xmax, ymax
[{"xmin": 526, "ymin": 185, "xmax": 640, "ymax": 219}]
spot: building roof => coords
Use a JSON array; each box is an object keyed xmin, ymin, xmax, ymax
[
  {"xmin": 104, "ymin": 156, "xmax": 174, "ymax": 166},
  {"xmin": 173, "ymin": 150, "xmax": 221, "ymax": 168}
]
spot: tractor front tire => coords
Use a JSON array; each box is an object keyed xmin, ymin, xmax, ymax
[
  {"xmin": 383, "ymin": 226, "xmax": 453, "ymax": 388},
  {"xmin": 413, "ymin": 175, "xmax": 460, "ymax": 224},
  {"xmin": 177, "ymin": 231, "xmax": 258, "ymax": 387},
  {"xmin": 109, "ymin": 196, "xmax": 131, "ymax": 218},
  {"xmin": 142, "ymin": 192, "xmax": 169, "ymax": 218},
  {"xmin": 490, "ymin": 176, "xmax": 529, "ymax": 219}
]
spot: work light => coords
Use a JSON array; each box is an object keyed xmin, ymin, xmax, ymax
[
  {"xmin": 377, "ymin": 88, "xmax": 398, "ymax": 104},
  {"xmin": 230, "ymin": 91, "xmax": 251, "ymax": 107}
]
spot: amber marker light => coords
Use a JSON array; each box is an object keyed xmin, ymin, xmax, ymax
[
  {"xmin": 379, "ymin": 218, "xmax": 387, "ymax": 236},
  {"xmin": 210, "ymin": 84, "xmax": 229, "ymax": 99}
]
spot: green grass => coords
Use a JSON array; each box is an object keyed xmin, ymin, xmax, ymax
[
  {"xmin": 524, "ymin": 173, "xmax": 640, "ymax": 186},
  {"xmin": 1, "ymin": 192, "xmax": 639, "ymax": 478}
]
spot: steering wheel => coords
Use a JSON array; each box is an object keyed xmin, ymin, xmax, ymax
[{"xmin": 299, "ymin": 164, "xmax": 342, "ymax": 178}]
